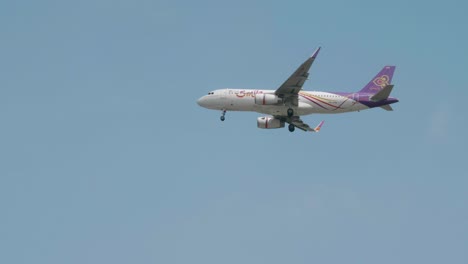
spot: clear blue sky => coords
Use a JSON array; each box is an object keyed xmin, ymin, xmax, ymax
[{"xmin": 1, "ymin": 0, "xmax": 467, "ymax": 263}]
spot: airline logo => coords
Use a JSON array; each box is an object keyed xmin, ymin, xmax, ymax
[
  {"xmin": 232, "ymin": 90, "xmax": 263, "ymax": 98},
  {"xmin": 372, "ymin": 75, "xmax": 390, "ymax": 89}
]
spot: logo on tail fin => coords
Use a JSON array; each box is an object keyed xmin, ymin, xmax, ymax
[
  {"xmin": 371, "ymin": 75, "xmax": 390, "ymax": 90},
  {"xmin": 358, "ymin": 66, "xmax": 395, "ymax": 94}
]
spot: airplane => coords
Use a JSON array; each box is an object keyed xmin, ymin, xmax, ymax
[{"xmin": 197, "ymin": 47, "xmax": 398, "ymax": 133}]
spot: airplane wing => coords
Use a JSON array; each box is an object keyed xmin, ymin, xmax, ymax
[
  {"xmin": 290, "ymin": 118, "xmax": 324, "ymax": 132},
  {"xmin": 275, "ymin": 47, "xmax": 321, "ymax": 106},
  {"xmin": 276, "ymin": 116, "xmax": 324, "ymax": 132}
]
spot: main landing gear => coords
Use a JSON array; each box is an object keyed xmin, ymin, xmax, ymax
[
  {"xmin": 287, "ymin": 108, "xmax": 295, "ymax": 132},
  {"xmin": 220, "ymin": 110, "xmax": 226, "ymax": 121}
]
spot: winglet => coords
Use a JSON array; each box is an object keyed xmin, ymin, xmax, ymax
[
  {"xmin": 311, "ymin": 47, "xmax": 321, "ymax": 59},
  {"xmin": 313, "ymin": 120, "xmax": 325, "ymax": 132}
]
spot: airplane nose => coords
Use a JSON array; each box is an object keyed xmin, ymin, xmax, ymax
[{"xmin": 197, "ymin": 96, "xmax": 206, "ymax": 107}]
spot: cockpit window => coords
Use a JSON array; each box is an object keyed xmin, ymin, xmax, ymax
[{"xmin": 207, "ymin": 92, "xmax": 214, "ymax": 95}]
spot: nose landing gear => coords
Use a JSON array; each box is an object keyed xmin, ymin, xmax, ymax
[
  {"xmin": 220, "ymin": 110, "xmax": 226, "ymax": 121},
  {"xmin": 288, "ymin": 124, "xmax": 295, "ymax": 132},
  {"xmin": 287, "ymin": 108, "xmax": 294, "ymax": 117}
]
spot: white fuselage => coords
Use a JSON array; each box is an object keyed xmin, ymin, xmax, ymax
[{"xmin": 197, "ymin": 89, "xmax": 369, "ymax": 117}]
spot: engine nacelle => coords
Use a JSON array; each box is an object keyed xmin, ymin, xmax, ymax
[
  {"xmin": 257, "ymin": 116, "xmax": 285, "ymax": 129},
  {"xmin": 254, "ymin": 94, "xmax": 281, "ymax": 105}
]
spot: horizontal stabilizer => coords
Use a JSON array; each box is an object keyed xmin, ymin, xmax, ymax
[
  {"xmin": 380, "ymin": 104, "xmax": 393, "ymax": 111},
  {"xmin": 371, "ymin": 84, "xmax": 394, "ymax": 102}
]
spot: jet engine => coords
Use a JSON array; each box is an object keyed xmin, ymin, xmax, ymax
[
  {"xmin": 254, "ymin": 94, "xmax": 281, "ymax": 105},
  {"xmin": 257, "ymin": 116, "xmax": 285, "ymax": 129}
]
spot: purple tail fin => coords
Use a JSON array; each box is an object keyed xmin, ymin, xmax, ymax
[{"xmin": 359, "ymin": 66, "xmax": 396, "ymax": 94}]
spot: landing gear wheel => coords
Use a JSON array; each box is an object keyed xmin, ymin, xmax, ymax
[
  {"xmin": 288, "ymin": 124, "xmax": 295, "ymax": 132},
  {"xmin": 287, "ymin": 108, "xmax": 294, "ymax": 117},
  {"xmin": 220, "ymin": 110, "xmax": 226, "ymax": 121}
]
